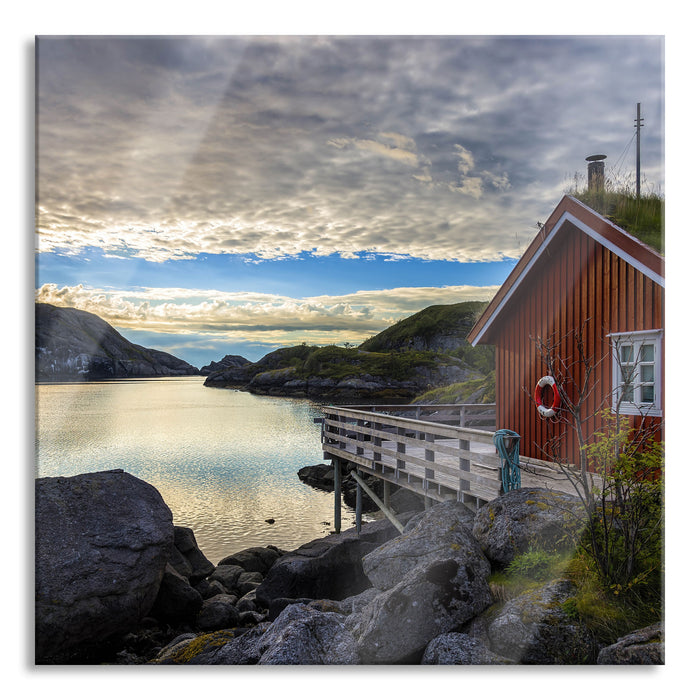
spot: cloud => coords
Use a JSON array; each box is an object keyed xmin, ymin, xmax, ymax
[
  {"xmin": 35, "ymin": 282, "xmax": 499, "ymax": 348},
  {"xmin": 36, "ymin": 36, "xmax": 664, "ymax": 266}
]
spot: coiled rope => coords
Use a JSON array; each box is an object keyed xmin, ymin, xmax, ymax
[{"xmin": 493, "ymin": 429, "xmax": 521, "ymax": 493}]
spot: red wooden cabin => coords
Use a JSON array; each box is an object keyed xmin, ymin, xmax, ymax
[{"xmin": 467, "ymin": 195, "xmax": 665, "ymax": 468}]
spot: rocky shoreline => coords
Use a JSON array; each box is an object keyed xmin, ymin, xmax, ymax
[{"xmin": 35, "ymin": 469, "xmax": 664, "ymax": 665}]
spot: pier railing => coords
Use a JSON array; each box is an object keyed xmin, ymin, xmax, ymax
[
  {"xmin": 342, "ymin": 403, "xmax": 497, "ymax": 431},
  {"xmin": 321, "ymin": 404, "xmax": 502, "ymax": 506},
  {"xmin": 320, "ymin": 403, "xmax": 580, "ymax": 531}
]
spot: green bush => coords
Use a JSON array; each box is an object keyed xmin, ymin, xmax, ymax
[{"xmin": 504, "ymin": 549, "xmax": 560, "ymax": 581}]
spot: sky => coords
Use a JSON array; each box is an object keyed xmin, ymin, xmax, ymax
[{"xmin": 34, "ymin": 34, "xmax": 665, "ymax": 368}]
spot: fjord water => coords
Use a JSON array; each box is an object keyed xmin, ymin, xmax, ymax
[{"xmin": 35, "ymin": 376, "xmax": 354, "ymax": 564}]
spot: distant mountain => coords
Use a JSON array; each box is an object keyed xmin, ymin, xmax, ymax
[
  {"xmin": 204, "ymin": 301, "xmax": 495, "ymax": 402},
  {"xmin": 35, "ymin": 303, "xmax": 199, "ymax": 381}
]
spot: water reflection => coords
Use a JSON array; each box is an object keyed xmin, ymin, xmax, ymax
[{"xmin": 35, "ymin": 377, "xmax": 355, "ymax": 563}]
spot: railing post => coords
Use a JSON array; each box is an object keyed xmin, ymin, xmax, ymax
[
  {"xmin": 338, "ymin": 414, "xmax": 347, "ymax": 451},
  {"xmin": 334, "ymin": 457, "xmax": 342, "ymax": 533},
  {"xmin": 459, "ymin": 437, "xmax": 471, "ymax": 503},
  {"xmin": 397, "ymin": 426, "xmax": 406, "ymax": 482},
  {"xmin": 373, "ymin": 420, "xmax": 382, "ymax": 468},
  {"xmin": 424, "ymin": 432, "xmax": 435, "ymax": 493}
]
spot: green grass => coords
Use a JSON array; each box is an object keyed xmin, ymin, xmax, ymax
[
  {"xmin": 299, "ymin": 345, "xmax": 441, "ymax": 381},
  {"xmin": 568, "ymin": 187, "xmax": 664, "ymax": 254},
  {"xmin": 488, "ymin": 547, "xmax": 662, "ymax": 647},
  {"xmin": 412, "ymin": 370, "xmax": 495, "ymax": 404}
]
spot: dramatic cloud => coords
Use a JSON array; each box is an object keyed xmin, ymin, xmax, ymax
[
  {"xmin": 36, "ymin": 282, "xmax": 499, "ymax": 350},
  {"xmin": 36, "ymin": 36, "xmax": 664, "ymax": 265}
]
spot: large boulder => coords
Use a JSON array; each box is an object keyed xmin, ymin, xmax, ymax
[
  {"xmin": 597, "ymin": 622, "xmax": 664, "ymax": 664},
  {"xmin": 35, "ymin": 470, "xmax": 173, "ymax": 662},
  {"xmin": 255, "ymin": 518, "xmax": 406, "ymax": 608},
  {"xmin": 479, "ymin": 579, "xmax": 599, "ymax": 664},
  {"xmin": 154, "ymin": 603, "xmax": 360, "ymax": 665},
  {"xmin": 472, "ymin": 488, "xmax": 585, "ymax": 568},
  {"xmin": 350, "ymin": 557, "xmax": 493, "ymax": 664},
  {"xmin": 362, "ymin": 500, "xmax": 487, "ymax": 591}
]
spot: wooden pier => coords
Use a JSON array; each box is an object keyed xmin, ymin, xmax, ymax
[{"xmin": 320, "ymin": 403, "xmax": 580, "ymax": 532}]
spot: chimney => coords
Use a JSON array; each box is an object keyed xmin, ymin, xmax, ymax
[{"xmin": 586, "ymin": 154, "xmax": 607, "ymax": 192}]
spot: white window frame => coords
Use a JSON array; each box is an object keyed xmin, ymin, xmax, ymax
[{"xmin": 608, "ymin": 330, "xmax": 663, "ymax": 417}]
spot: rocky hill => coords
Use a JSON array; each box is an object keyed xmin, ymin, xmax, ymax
[
  {"xmin": 35, "ymin": 303, "xmax": 199, "ymax": 381},
  {"xmin": 359, "ymin": 301, "xmax": 487, "ymax": 354},
  {"xmin": 199, "ymin": 354, "xmax": 251, "ymax": 376},
  {"xmin": 204, "ymin": 302, "xmax": 494, "ymax": 402}
]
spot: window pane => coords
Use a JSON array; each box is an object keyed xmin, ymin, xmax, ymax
[
  {"xmin": 640, "ymin": 344, "xmax": 655, "ymax": 362},
  {"xmin": 641, "ymin": 365, "xmax": 655, "ymax": 383},
  {"xmin": 620, "ymin": 345, "xmax": 633, "ymax": 363},
  {"xmin": 622, "ymin": 386, "xmax": 634, "ymax": 402},
  {"xmin": 621, "ymin": 366, "xmax": 635, "ymax": 385},
  {"xmin": 642, "ymin": 385, "xmax": 655, "ymax": 403}
]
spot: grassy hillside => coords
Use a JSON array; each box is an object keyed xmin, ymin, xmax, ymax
[
  {"xmin": 359, "ymin": 301, "xmax": 488, "ymax": 353},
  {"xmin": 206, "ymin": 300, "xmax": 496, "ymax": 400},
  {"xmin": 412, "ymin": 370, "xmax": 496, "ymax": 405}
]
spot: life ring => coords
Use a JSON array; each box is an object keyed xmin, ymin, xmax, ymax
[{"xmin": 535, "ymin": 375, "xmax": 561, "ymax": 418}]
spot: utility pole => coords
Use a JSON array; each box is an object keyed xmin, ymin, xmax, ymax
[{"xmin": 635, "ymin": 102, "xmax": 644, "ymax": 198}]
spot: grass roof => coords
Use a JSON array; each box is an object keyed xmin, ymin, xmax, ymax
[{"xmin": 568, "ymin": 187, "xmax": 664, "ymax": 255}]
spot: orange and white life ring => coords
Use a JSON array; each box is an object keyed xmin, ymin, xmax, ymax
[{"xmin": 535, "ymin": 375, "xmax": 561, "ymax": 418}]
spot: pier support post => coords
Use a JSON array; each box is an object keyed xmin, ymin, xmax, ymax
[
  {"xmin": 334, "ymin": 458, "xmax": 342, "ymax": 534},
  {"xmin": 355, "ymin": 478, "xmax": 362, "ymax": 535}
]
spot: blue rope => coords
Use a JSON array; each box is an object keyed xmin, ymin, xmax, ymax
[{"xmin": 493, "ymin": 429, "xmax": 521, "ymax": 493}]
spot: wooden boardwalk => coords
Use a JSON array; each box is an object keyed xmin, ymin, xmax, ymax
[{"xmin": 320, "ymin": 404, "xmax": 583, "ymax": 516}]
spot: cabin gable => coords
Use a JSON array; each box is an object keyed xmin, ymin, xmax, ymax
[{"xmin": 468, "ymin": 196, "xmax": 664, "ymax": 466}]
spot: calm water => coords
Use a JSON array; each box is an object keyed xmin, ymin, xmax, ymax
[{"xmin": 35, "ymin": 377, "xmax": 355, "ymax": 564}]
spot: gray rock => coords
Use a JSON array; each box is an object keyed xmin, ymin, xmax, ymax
[
  {"xmin": 148, "ymin": 563, "xmax": 203, "ymax": 623},
  {"xmin": 236, "ymin": 589, "xmax": 261, "ymax": 612},
  {"xmin": 484, "ymin": 579, "xmax": 599, "ymax": 664},
  {"xmin": 597, "ymin": 622, "xmax": 664, "ymax": 664},
  {"xmin": 195, "ymin": 578, "xmax": 227, "ymax": 600},
  {"xmin": 172, "ymin": 526, "xmax": 215, "ymax": 583},
  {"xmin": 196, "ymin": 593, "xmax": 240, "ymax": 631},
  {"xmin": 255, "ymin": 519, "xmax": 403, "ymax": 607},
  {"xmin": 209, "ymin": 564, "xmax": 245, "ymax": 593},
  {"xmin": 35, "ymin": 470, "xmax": 173, "ymax": 662},
  {"xmin": 472, "ymin": 488, "xmax": 586, "ymax": 568},
  {"xmin": 257, "ymin": 604, "xmax": 360, "ymax": 665},
  {"xmin": 218, "ymin": 545, "xmax": 284, "ymax": 575},
  {"xmin": 421, "ymin": 633, "xmax": 514, "ymax": 664},
  {"xmin": 268, "ymin": 597, "xmax": 314, "ymax": 621},
  {"xmin": 237, "ymin": 570, "xmax": 264, "ymax": 594},
  {"xmin": 297, "ymin": 464, "xmax": 336, "ymax": 492},
  {"xmin": 352, "ymin": 557, "xmax": 493, "ymax": 664},
  {"xmin": 238, "ymin": 610, "xmax": 267, "ymax": 626},
  {"xmin": 362, "ymin": 499, "xmax": 487, "ymax": 591},
  {"xmin": 154, "ymin": 603, "xmax": 360, "ymax": 665},
  {"xmin": 337, "ymin": 587, "xmax": 382, "ymax": 616}
]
